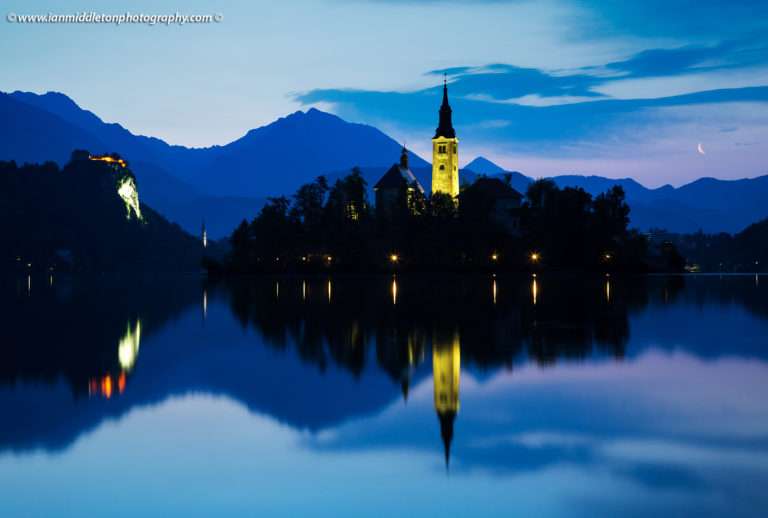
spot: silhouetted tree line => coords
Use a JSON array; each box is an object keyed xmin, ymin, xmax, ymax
[
  {"xmin": 650, "ymin": 218, "xmax": 768, "ymax": 272},
  {"xmin": 0, "ymin": 154, "xmax": 202, "ymax": 272},
  {"xmin": 218, "ymin": 171, "xmax": 681, "ymax": 273}
]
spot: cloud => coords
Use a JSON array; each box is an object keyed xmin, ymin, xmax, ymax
[
  {"xmin": 355, "ymin": 1, "xmax": 768, "ymax": 41},
  {"xmin": 425, "ymin": 64, "xmax": 605, "ymax": 100},
  {"xmin": 600, "ymin": 36, "xmax": 768, "ymax": 79},
  {"xmin": 570, "ymin": 0, "xmax": 768, "ymax": 40},
  {"xmin": 297, "ymin": 84, "xmax": 768, "ymax": 152}
]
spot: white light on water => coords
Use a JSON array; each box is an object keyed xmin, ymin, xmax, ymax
[{"xmin": 118, "ymin": 320, "xmax": 142, "ymax": 371}]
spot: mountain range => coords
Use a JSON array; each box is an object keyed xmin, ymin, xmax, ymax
[{"xmin": 2, "ymin": 90, "xmax": 766, "ymax": 237}]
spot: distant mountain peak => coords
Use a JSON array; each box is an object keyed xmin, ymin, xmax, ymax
[{"xmin": 464, "ymin": 156, "xmax": 507, "ymax": 175}]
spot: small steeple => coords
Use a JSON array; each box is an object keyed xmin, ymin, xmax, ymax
[
  {"xmin": 434, "ymin": 76, "xmax": 456, "ymax": 139},
  {"xmin": 400, "ymin": 145, "xmax": 409, "ymax": 169}
]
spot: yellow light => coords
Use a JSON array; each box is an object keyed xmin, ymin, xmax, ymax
[
  {"xmin": 492, "ymin": 279, "xmax": 497, "ymax": 304},
  {"xmin": 530, "ymin": 252, "xmax": 540, "ymax": 263},
  {"xmin": 390, "ymin": 254, "xmax": 399, "ymax": 263},
  {"xmin": 302, "ymin": 280, "xmax": 307, "ymax": 300},
  {"xmin": 89, "ymin": 155, "xmax": 127, "ymax": 168},
  {"xmin": 101, "ymin": 375, "xmax": 113, "ymax": 399},
  {"xmin": 604, "ymin": 253, "xmax": 612, "ymax": 261},
  {"xmin": 491, "ymin": 253, "xmax": 499, "ymax": 262},
  {"xmin": 532, "ymin": 276, "xmax": 538, "ymax": 305},
  {"xmin": 325, "ymin": 255, "xmax": 332, "ymax": 263},
  {"xmin": 391, "ymin": 277, "xmax": 398, "ymax": 305},
  {"xmin": 327, "ymin": 279, "xmax": 332, "ymax": 303},
  {"xmin": 605, "ymin": 278, "xmax": 611, "ymax": 303},
  {"xmin": 432, "ymin": 332, "xmax": 461, "ymax": 414}
]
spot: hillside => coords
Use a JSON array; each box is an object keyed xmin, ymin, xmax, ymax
[
  {"xmin": 0, "ymin": 152, "xmax": 202, "ymax": 272},
  {"xmin": 3, "ymin": 92, "xmax": 428, "ymax": 237}
]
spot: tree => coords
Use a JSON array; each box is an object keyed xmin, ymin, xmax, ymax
[
  {"xmin": 250, "ymin": 196, "xmax": 296, "ymax": 262},
  {"xmin": 291, "ymin": 176, "xmax": 328, "ymax": 227}
]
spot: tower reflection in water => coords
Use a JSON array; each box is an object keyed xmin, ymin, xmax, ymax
[{"xmin": 433, "ymin": 330, "xmax": 460, "ymax": 469}]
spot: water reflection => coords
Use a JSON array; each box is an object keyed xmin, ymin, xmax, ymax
[
  {"xmin": 117, "ymin": 319, "xmax": 142, "ymax": 372},
  {"xmin": 391, "ymin": 276, "xmax": 398, "ymax": 306},
  {"xmin": 433, "ymin": 331, "xmax": 460, "ymax": 468},
  {"xmin": 1, "ymin": 274, "xmax": 768, "ymax": 516}
]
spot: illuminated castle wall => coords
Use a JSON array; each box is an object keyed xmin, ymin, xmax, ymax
[
  {"xmin": 88, "ymin": 153, "xmax": 143, "ymax": 221},
  {"xmin": 431, "ymin": 80, "xmax": 459, "ymax": 198}
]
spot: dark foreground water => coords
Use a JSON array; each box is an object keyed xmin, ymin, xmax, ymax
[{"xmin": 1, "ymin": 273, "xmax": 767, "ymax": 517}]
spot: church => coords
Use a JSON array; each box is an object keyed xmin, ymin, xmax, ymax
[
  {"xmin": 373, "ymin": 80, "xmax": 524, "ymax": 233},
  {"xmin": 374, "ymin": 79, "xmax": 460, "ymax": 217}
]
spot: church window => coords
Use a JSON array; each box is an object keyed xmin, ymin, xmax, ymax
[{"xmin": 439, "ymin": 164, "xmax": 445, "ymax": 171}]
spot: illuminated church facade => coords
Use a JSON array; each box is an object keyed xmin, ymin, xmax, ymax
[
  {"xmin": 431, "ymin": 79, "xmax": 459, "ymax": 198},
  {"xmin": 374, "ymin": 80, "xmax": 460, "ymax": 217}
]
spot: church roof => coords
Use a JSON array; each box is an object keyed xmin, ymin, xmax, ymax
[
  {"xmin": 460, "ymin": 177, "xmax": 522, "ymax": 200},
  {"xmin": 434, "ymin": 80, "xmax": 456, "ymax": 139},
  {"xmin": 374, "ymin": 164, "xmax": 425, "ymax": 192}
]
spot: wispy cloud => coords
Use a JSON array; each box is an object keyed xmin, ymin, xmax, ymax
[
  {"xmin": 599, "ymin": 36, "xmax": 768, "ymax": 79},
  {"xmin": 426, "ymin": 64, "xmax": 605, "ymax": 99},
  {"xmin": 296, "ymin": 27, "xmax": 768, "ymax": 183}
]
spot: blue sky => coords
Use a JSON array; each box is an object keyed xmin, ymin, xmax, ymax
[{"xmin": 2, "ymin": 0, "xmax": 767, "ymax": 185}]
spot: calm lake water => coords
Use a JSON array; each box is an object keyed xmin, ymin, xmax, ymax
[{"xmin": 1, "ymin": 273, "xmax": 767, "ymax": 517}]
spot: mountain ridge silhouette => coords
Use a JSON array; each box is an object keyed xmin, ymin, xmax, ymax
[{"xmin": 3, "ymin": 90, "xmax": 766, "ymax": 236}]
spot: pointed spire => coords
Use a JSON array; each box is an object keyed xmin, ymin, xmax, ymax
[
  {"xmin": 435, "ymin": 77, "xmax": 456, "ymax": 139},
  {"xmin": 400, "ymin": 144, "xmax": 409, "ymax": 169},
  {"xmin": 439, "ymin": 410, "xmax": 456, "ymax": 471}
]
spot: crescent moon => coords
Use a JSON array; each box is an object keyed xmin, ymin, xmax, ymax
[{"xmin": 697, "ymin": 142, "xmax": 706, "ymax": 155}]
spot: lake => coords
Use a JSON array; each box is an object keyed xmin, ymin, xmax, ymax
[{"xmin": 1, "ymin": 273, "xmax": 767, "ymax": 517}]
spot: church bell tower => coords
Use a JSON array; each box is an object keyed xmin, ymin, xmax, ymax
[{"xmin": 431, "ymin": 78, "xmax": 459, "ymax": 198}]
